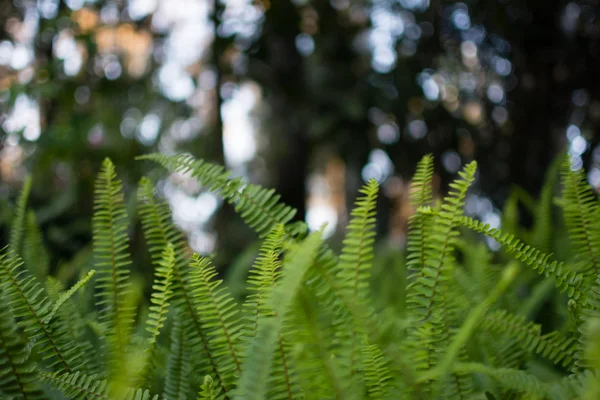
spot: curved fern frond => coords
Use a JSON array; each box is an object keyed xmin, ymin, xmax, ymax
[
  {"xmin": 22, "ymin": 210, "xmax": 49, "ymax": 281},
  {"xmin": 482, "ymin": 310, "xmax": 576, "ymax": 368},
  {"xmin": 189, "ymin": 255, "xmax": 243, "ymax": 395},
  {"xmin": 406, "ymin": 154, "xmax": 434, "ymax": 277},
  {"xmin": 0, "ymin": 299, "xmax": 45, "ymax": 399},
  {"xmin": 45, "ymin": 275, "xmax": 102, "ymax": 376},
  {"xmin": 93, "ymin": 158, "xmax": 135, "ymax": 374},
  {"xmin": 9, "ymin": 175, "xmax": 32, "ymax": 255},
  {"xmin": 45, "ymin": 269, "xmax": 96, "ymax": 325},
  {"xmin": 40, "ymin": 371, "xmax": 159, "ymax": 400},
  {"xmin": 137, "ymin": 153, "xmax": 296, "ymax": 237},
  {"xmin": 559, "ymin": 155, "xmax": 600, "ymax": 285},
  {"xmin": 138, "ymin": 243, "xmax": 175, "ymax": 387},
  {"xmin": 164, "ymin": 314, "xmax": 193, "ymax": 400},
  {"xmin": 0, "ymin": 249, "xmax": 83, "ymax": 372},
  {"xmin": 446, "ymin": 214, "xmax": 584, "ymax": 301},
  {"xmin": 39, "ymin": 371, "xmax": 110, "ymax": 399},
  {"xmin": 138, "ymin": 177, "xmax": 227, "ymax": 395}
]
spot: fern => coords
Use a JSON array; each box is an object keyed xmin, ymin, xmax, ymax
[
  {"xmin": 22, "ymin": 210, "xmax": 49, "ymax": 281},
  {"xmin": 444, "ymin": 213, "xmax": 584, "ymax": 301},
  {"xmin": 333, "ymin": 178, "xmax": 378, "ymax": 392},
  {"xmin": 39, "ymin": 371, "xmax": 159, "ymax": 400},
  {"xmin": 361, "ymin": 335, "xmax": 392, "ymax": 399},
  {"xmin": 481, "ymin": 310, "xmax": 576, "ymax": 368},
  {"xmin": 198, "ymin": 376, "xmax": 218, "ymax": 400},
  {"xmin": 559, "ymin": 155, "xmax": 600, "ymax": 284},
  {"xmin": 405, "ymin": 161, "xmax": 477, "ymax": 398},
  {"xmin": 9, "ymin": 175, "xmax": 32, "ymax": 255},
  {"xmin": 406, "ymin": 154, "xmax": 435, "ymax": 278},
  {"xmin": 0, "ymin": 249, "xmax": 84, "ymax": 371},
  {"xmin": 137, "ymin": 153, "xmax": 296, "ymax": 237},
  {"xmin": 92, "ymin": 158, "xmax": 136, "ymax": 376},
  {"xmin": 0, "ymin": 298, "xmax": 45, "ymax": 399},
  {"xmin": 138, "ymin": 243, "xmax": 176, "ymax": 387},
  {"xmin": 138, "ymin": 177, "xmax": 227, "ymax": 395},
  {"xmin": 45, "ymin": 269, "xmax": 96, "ymax": 325},
  {"xmin": 188, "ymin": 255, "xmax": 243, "ymax": 396},
  {"xmin": 164, "ymin": 313, "xmax": 193, "ymax": 400}
]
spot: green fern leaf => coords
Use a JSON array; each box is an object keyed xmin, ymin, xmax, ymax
[
  {"xmin": 92, "ymin": 158, "xmax": 136, "ymax": 374},
  {"xmin": 406, "ymin": 154, "xmax": 435, "ymax": 277},
  {"xmin": 138, "ymin": 243, "xmax": 175, "ymax": 387},
  {"xmin": 0, "ymin": 249, "xmax": 83, "ymax": 372},
  {"xmin": 9, "ymin": 175, "xmax": 32, "ymax": 255},
  {"xmin": 138, "ymin": 177, "xmax": 228, "ymax": 395},
  {"xmin": 235, "ymin": 317, "xmax": 279, "ymax": 400},
  {"xmin": 482, "ymin": 310, "xmax": 576, "ymax": 368},
  {"xmin": 198, "ymin": 375, "xmax": 218, "ymax": 400},
  {"xmin": 164, "ymin": 313, "xmax": 193, "ymax": 400},
  {"xmin": 45, "ymin": 269, "xmax": 96, "ymax": 325},
  {"xmin": 445, "ymin": 214, "xmax": 584, "ymax": 301},
  {"xmin": 137, "ymin": 153, "xmax": 296, "ymax": 237},
  {"xmin": 22, "ymin": 210, "xmax": 50, "ymax": 281},
  {"xmin": 0, "ymin": 299, "xmax": 45, "ymax": 399},
  {"xmin": 40, "ymin": 370, "xmax": 160, "ymax": 400},
  {"xmin": 189, "ymin": 255, "xmax": 244, "ymax": 396},
  {"xmin": 559, "ymin": 155, "xmax": 600, "ymax": 285},
  {"xmin": 242, "ymin": 223, "xmax": 286, "ymax": 343},
  {"xmin": 361, "ymin": 335, "xmax": 392, "ymax": 399}
]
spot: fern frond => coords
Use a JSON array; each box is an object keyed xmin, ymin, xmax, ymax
[
  {"xmin": 445, "ymin": 214, "xmax": 584, "ymax": 301},
  {"xmin": 559, "ymin": 155, "xmax": 600, "ymax": 284},
  {"xmin": 236, "ymin": 317, "xmax": 279, "ymax": 400},
  {"xmin": 93, "ymin": 158, "xmax": 135, "ymax": 374},
  {"xmin": 39, "ymin": 371, "xmax": 110, "ymax": 399},
  {"xmin": 0, "ymin": 249, "xmax": 83, "ymax": 372},
  {"xmin": 407, "ymin": 161, "xmax": 477, "ymax": 324},
  {"xmin": 198, "ymin": 376, "xmax": 218, "ymax": 400},
  {"xmin": 404, "ymin": 161, "xmax": 477, "ymax": 398},
  {"xmin": 45, "ymin": 275, "xmax": 102, "ymax": 376},
  {"xmin": 40, "ymin": 371, "xmax": 159, "ymax": 400},
  {"xmin": 138, "ymin": 177, "xmax": 227, "ymax": 395},
  {"xmin": 336, "ymin": 178, "xmax": 378, "ymax": 301},
  {"xmin": 406, "ymin": 154, "xmax": 434, "ymax": 277},
  {"xmin": 0, "ymin": 298, "xmax": 45, "ymax": 399},
  {"xmin": 574, "ymin": 276, "xmax": 600, "ymax": 373},
  {"xmin": 45, "ymin": 269, "xmax": 96, "ymax": 325},
  {"xmin": 137, "ymin": 153, "xmax": 296, "ymax": 237},
  {"xmin": 138, "ymin": 243, "xmax": 175, "ymax": 387},
  {"xmin": 532, "ymin": 155, "xmax": 562, "ymax": 252},
  {"xmin": 449, "ymin": 363, "xmax": 558, "ymax": 399},
  {"xmin": 164, "ymin": 313, "xmax": 193, "ymax": 400},
  {"xmin": 9, "ymin": 175, "xmax": 32, "ymax": 254},
  {"xmin": 242, "ymin": 223, "xmax": 286, "ymax": 343},
  {"xmin": 22, "ymin": 210, "xmax": 49, "ymax": 281},
  {"xmin": 189, "ymin": 255, "xmax": 243, "ymax": 395},
  {"xmin": 482, "ymin": 310, "xmax": 576, "ymax": 368},
  {"xmin": 333, "ymin": 179, "xmax": 378, "ymax": 389},
  {"xmin": 361, "ymin": 335, "xmax": 392, "ymax": 399}
]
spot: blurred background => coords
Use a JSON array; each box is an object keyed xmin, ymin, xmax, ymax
[{"xmin": 1, "ymin": 0, "xmax": 600, "ymax": 272}]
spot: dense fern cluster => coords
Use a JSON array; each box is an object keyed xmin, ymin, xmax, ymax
[{"xmin": 1, "ymin": 153, "xmax": 600, "ymax": 399}]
